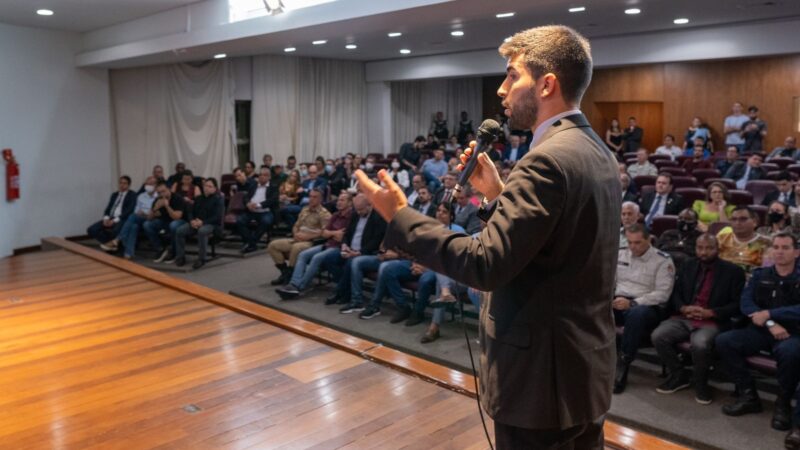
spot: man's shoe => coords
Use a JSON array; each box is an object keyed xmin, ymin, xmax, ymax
[
  {"xmin": 358, "ymin": 306, "xmax": 381, "ymax": 319},
  {"xmin": 772, "ymin": 395, "xmax": 793, "ymax": 431},
  {"xmin": 613, "ymin": 355, "xmax": 632, "ymax": 394},
  {"xmin": 175, "ymin": 257, "xmax": 186, "ymax": 267},
  {"xmin": 100, "ymin": 241, "xmax": 118, "ymax": 252},
  {"xmin": 656, "ymin": 369, "xmax": 692, "ymax": 394},
  {"xmin": 276, "ymin": 284, "xmax": 301, "ymax": 300},
  {"xmin": 340, "ymin": 303, "xmax": 365, "ymax": 314},
  {"xmin": 270, "ymin": 264, "xmax": 288, "ymax": 285},
  {"xmin": 154, "ymin": 248, "xmax": 170, "ymax": 263},
  {"xmin": 192, "ymin": 259, "xmax": 205, "ymax": 270},
  {"xmin": 722, "ymin": 386, "xmax": 763, "ymax": 416},
  {"xmin": 390, "ymin": 306, "xmax": 412, "ymax": 324},
  {"xmin": 420, "ymin": 328, "xmax": 440, "ymax": 344},
  {"xmin": 324, "ymin": 294, "xmax": 341, "ymax": 305},
  {"xmin": 241, "ymin": 245, "xmax": 258, "ymax": 254},
  {"xmin": 785, "ymin": 426, "xmax": 800, "ymax": 450},
  {"xmin": 695, "ymin": 383, "xmax": 714, "ymax": 405},
  {"xmin": 405, "ymin": 311, "xmax": 425, "ymax": 327}
]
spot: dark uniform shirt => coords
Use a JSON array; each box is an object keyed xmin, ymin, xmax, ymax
[{"xmin": 741, "ymin": 266, "xmax": 800, "ymax": 333}]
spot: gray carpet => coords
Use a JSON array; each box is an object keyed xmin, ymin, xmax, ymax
[{"xmin": 77, "ymin": 242, "xmax": 789, "ymax": 450}]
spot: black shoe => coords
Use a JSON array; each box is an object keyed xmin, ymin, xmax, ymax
[
  {"xmin": 405, "ymin": 311, "xmax": 425, "ymax": 327},
  {"xmin": 175, "ymin": 257, "xmax": 186, "ymax": 267},
  {"xmin": 772, "ymin": 395, "xmax": 793, "ymax": 431},
  {"xmin": 613, "ymin": 356, "xmax": 631, "ymax": 394},
  {"xmin": 270, "ymin": 264, "xmax": 288, "ymax": 285},
  {"xmin": 276, "ymin": 284, "xmax": 301, "ymax": 300},
  {"xmin": 358, "ymin": 306, "xmax": 381, "ymax": 319},
  {"xmin": 192, "ymin": 259, "xmax": 205, "ymax": 270},
  {"xmin": 722, "ymin": 386, "xmax": 762, "ymax": 416},
  {"xmin": 786, "ymin": 426, "xmax": 800, "ymax": 450},
  {"xmin": 656, "ymin": 370, "xmax": 692, "ymax": 394},
  {"xmin": 420, "ymin": 328, "xmax": 440, "ymax": 343},
  {"xmin": 242, "ymin": 245, "xmax": 258, "ymax": 254},
  {"xmin": 340, "ymin": 303, "xmax": 365, "ymax": 314},
  {"xmin": 154, "ymin": 248, "xmax": 170, "ymax": 263},
  {"xmin": 324, "ymin": 294, "xmax": 341, "ymax": 305},
  {"xmin": 695, "ymin": 383, "xmax": 713, "ymax": 405},
  {"xmin": 390, "ymin": 306, "xmax": 412, "ymax": 324}
]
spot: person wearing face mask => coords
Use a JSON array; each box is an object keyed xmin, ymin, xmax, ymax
[
  {"xmin": 651, "ymin": 234, "xmax": 745, "ymax": 405},
  {"xmin": 385, "ymin": 158, "xmax": 409, "ymax": 191},
  {"xmin": 758, "ymin": 200, "xmax": 792, "ymax": 238},
  {"xmin": 656, "ymin": 209, "xmax": 703, "ymax": 270},
  {"xmin": 104, "ymin": 176, "xmax": 159, "ymax": 258}
]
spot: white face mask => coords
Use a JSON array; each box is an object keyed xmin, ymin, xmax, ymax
[
  {"xmin": 144, "ymin": 185, "xmax": 156, "ymax": 194},
  {"xmin": 391, "ymin": 162, "xmax": 400, "ymax": 170},
  {"xmin": 365, "ymin": 162, "xmax": 374, "ymax": 171}
]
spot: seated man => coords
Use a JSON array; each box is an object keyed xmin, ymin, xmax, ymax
[
  {"xmin": 421, "ymin": 148, "xmax": 449, "ymax": 192},
  {"xmin": 237, "ymin": 167, "xmax": 279, "ymax": 253},
  {"xmin": 502, "ymin": 134, "xmax": 528, "ymax": 163},
  {"xmin": 627, "ymin": 148, "xmax": 658, "ymax": 178},
  {"xmin": 412, "ymin": 186, "xmax": 436, "ymax": 218},
  {"xmin": 231, "ymin": 167, "xmax": 256, "ymax": 196},
  {"xmin": 276, "ymin": 192, "xmax": 353, "ymax": 299},
  {"xmin": 620, "ymin": 201, "xmax": 641, "ymax": 249},
  {"xmin": 88, "ymin": 175, "xmax": 136, "ymax": 248},
  {"xmin": 716, "ymin": 232, "xmax": 800, "ymax": 448},
  {"xmin": 717, "ymin": 206, "xmax": 770, "ymax": 274},
  {"xmin": 620, "ymin": 173, "xmax": 638, "ymax": 204},
  {"xmin": 656, "ymin": 208, "xmax": 703, "ymax": 270},
  {"xmin": 725, "ymin": 153, "xmax": 765, "ymax": 189},
  {"xmin": 433, "ymin": 172, "xmax": 457, "ymax": 205},
  {"xmin": 640, "ymin": 173, "xmax": 684, "ymax": 230},
  {"xmin": 166, "ymin": 162, "xmax": 185, "ymax": 187},
  {"xmin": 681, "ymin": 142, "xmax": 715, "ymax": 173},
  {"xmin": 767, "ymin": 136, "xmax": 799, "ymax": 161},
  {"xmin": 613, "ymin": 224, "xmax": 676, "ymax": 394},
  {"xmin": 145, "ymin": 181, "xmax": 187, "ymax": 263},
  {"xmin": 716, "ymin": 146, "xmax": 740, "ymax": 175},
  {"xmin": 105, "ymin": 176, "xmax": 158, "ymax": 258},
  {"xmin": 762, "ymin": 171, "xmax": 795, "ymax": 207},
  {"xmin": 655, "ymin": 134, "xmax": 683, "ymax": 161},
  {"xmin": 172, "ymin": 178, "xmax": 224, "ymax": 269},
  {"xmin": 453, "ymin": 189, "xmax": 481, "ymax": 234},
  {"xmin": 405, "ymin": 174, "xmax": 425, "ymax": 203},
  {"xmin": 651, "ymin": 234, "xmax": 745, "ymax": 404},
  {"xmin": 280, "ymin": 165, "xmax": 328, "ymax": 227},
  {"xmin": 267, "ymin": 188, "xmax": 331, "ymax": 285},
  {"xmin": 137, "ymin": 165, "xmax": 165, "ymax": 193}
]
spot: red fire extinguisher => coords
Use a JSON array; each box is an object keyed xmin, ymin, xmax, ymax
[{"xmin": 3, "ymin": 149, "xmax": 20, "ymax": 201}]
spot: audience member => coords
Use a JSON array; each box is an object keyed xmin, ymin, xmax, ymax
[
  {"xmin": 281, "ymin": 165, "xmax": 327, "ymax": 227},
  {"xmin": 327, "ymin": 159, "xmax": 349, "ymax": 196},
  {"xmin": 682, "ymin": 142, "xmax": 715, "ymax": 173},
  {"xmin": 621, "ymin": 173, "xmax": 638, "ymax": 203},
  {"xmin": 716, "ymin": 146, "xmax": 740, "ymax": 176},
  {"xmin": 412, "ymin": 186, "xmax": 436, "ymax": 217},
  {"xmin": 231, "ymin": 167, "xmax": 256, "ymax": 196},
  {"xmin": 147, "ymin": 181, "xmax": 187, "ymax": 263},
  {"xmin": 651, "ymin": 234, "xmax": 745, "ymax": 404},
  {"xmin": 172, "ymin": 178, "xmax": 224, "ymax": 269},
  {"xmin": 620, "ymin": 202, "xmax": 641, "ymax": 249},
  {"xmin": 237, "ymin": 167, "xmax": 279, "ymax": 253},
  {"xmin": 244, "ymin": 160, "xmax": 257, "ymax": 179},
  {"xmin": 262, "ymin": 154, "xmax": 273, "ymax": 171},
  {"xmin": 741, "ymin": 106, "xmax": 768, "ymax": 154},
  {"xmin": 271, "ymin": 164, "xmax": 287, "ymax": 186},
  {"xmin": 641, "ymin": 173, "xmax": 685, "ymax": 229},
  {"xmin": 421, "ymin": 149, "xmax": 449, "ymax": 192},
  {"xmin": 724, "ymin": 102, "xmax": 750, "ymax": 153},
  {"xmin": 433, "ymin": 172, "xmax": 457, "ymax": 205},
  {"xmin": 684, "ymin": 117, "xmax": 712, "ymax": 151},
  {"xmin": 267, "ymin": 188, "xmax": 331, "ymax": 285},
  {"xmin": 456, "ymin": 111, "xmax": 474, "ymax": 144},
  {"xmin": 606, "ymin": 118, "xmax": 623, "ymax": 156},
  {"xmin": 693, "ymin": 181, "xmax": 734, "ymax": 232},
  {"xmin": 716, "ymin": 232, "xmax": 800, "ymax": 446},
  {"xmin": 502, "ymin": 134, "xmax": 529, "ymax": 163},
  {"xmin": 725, "ymin": 153, "xmax": 765, "ymax": 189},
  {"xmin": 88, "ymin": 175, "xmax": 136, "ymax": 247},
  {"xmin": 757, "ymin": 200, "xmax": 792, "ymax": 238},
  {"xmin": 279, "ymin": 169, "xmax": 301, "ymax": 208},
  {"xmin": 430, "ymin": 111, "xmax": 449, "ymax": 141},
  {"xmin": 627, "ymin": 148, "xmax": 658, "ymax": 178},
  {"xmin": 166, "ymin": 162, "xmax": 186, "ymax": 187},
  {"xmin": 453, "ymin": 189, "xmax": 481, "ymax": 234},
  {"xmin": 717, "ymin": 206, "xmax": 770, "ymax": 274},
  {"xmin": 655, "ymin": 135, "xmax": 683, "ymax": 161},
  {"xmin": 405, "ymin": 174, "xmax": 425, "ymax": 204},
  {"xmin": 399, "ymin": 135, "xmax": 424, "ymax": 172},
  {"xmin": 656, "ymin": 208, "xmax": 703, "ymax": 269},
  {"xmin": 286, "ymin": 155, "xmax": 297, "ymax": 172},
  {"xmin": 138, "ymin": 165, "xmax": 165, "ymax": 193},
  {"xmin": 613, "ymin": 224, "xmax": 676, "ymax": 394},
  {"xmin": 763, "ymin": 172, "xmax": 796, "ymax": 206},
  {"xmin": 105, "ymin": 176, "xmax": 158, "ymax": 258},
  {"xmin": 385, "ymin": 158, "xmax": 410, "ymax": 191},
  {"xmin": 171, "ymin": 170, "xmax": 201, "ymax": 206},
  {"xmin": 768, "ymin": 136, "xmax": 799, "ymax": 161},
  {"xmin": 621, "ymin": 116, "xmax": 644, "ymax": 155}
]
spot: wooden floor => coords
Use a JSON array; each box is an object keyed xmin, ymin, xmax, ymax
[{"xmin": 0, "ymin": 240, "xmax": 687, "ymax": 450}]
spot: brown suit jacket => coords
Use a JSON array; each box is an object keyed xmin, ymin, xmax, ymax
[{"xmin": 384, "ymin": 113, "xmax": 621, "ymax": 430}]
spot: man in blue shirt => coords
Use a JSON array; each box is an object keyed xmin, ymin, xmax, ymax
[{"xmin": 421, "ymin": 149, "xmax": 448, "ymax": 192}]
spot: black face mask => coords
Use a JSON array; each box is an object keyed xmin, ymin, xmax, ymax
[
  {"xmin": 769, "ymin": 212, "xmax": 786, "ymax": 224},
  {"xmin": 677, "ymin": 220, "xmax": 697, "ymax": 233}
]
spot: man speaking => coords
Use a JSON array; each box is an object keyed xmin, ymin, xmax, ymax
[{"xmin": 355, "ymin": 25, "xmax": 620, "ymax": 449}]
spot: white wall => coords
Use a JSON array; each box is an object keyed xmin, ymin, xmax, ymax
[{"xmin": 0, "ymin": 22, "xmax": 112, "ymax": 258}]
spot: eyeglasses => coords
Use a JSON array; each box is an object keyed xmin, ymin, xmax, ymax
[{"xmin": 729, "ymin": 217, "xmax": 751, "ymax": 222}]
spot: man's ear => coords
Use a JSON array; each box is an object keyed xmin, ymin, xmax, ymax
[{"xmin": 539, "ymin": 73, "xmax": 558, "ymax": 99}]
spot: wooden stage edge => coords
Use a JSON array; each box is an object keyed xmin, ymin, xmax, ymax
[{"xmin": 41, "ymin": 237, "xmax": 688, "ymax": 450}]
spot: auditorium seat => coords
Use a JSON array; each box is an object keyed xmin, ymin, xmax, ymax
[
  {"xmin": 787, "ymin": 164, "xmax": 800, "ymax": 178},
  {"xmin": 649, "ymin": 154, "xmax": 671, "ymax": 164},
  {"xmin": 672, "ymin": 176, "xmax": 698, "ymax": 188},
  {"xmin": 750, "ymin": 204, "xmax": 768, "ymax": 225},
  {"xmin": 746, "ymin": 354, "xmax": 778, "ymax": 375},
  {"xmin": 703, "ymin": 178, "xmax": 736, "ymax": 190},
  {"xmin": 692, "ymin": 169, "xmax": 721, "ymax": 185},
  {"xmin": 708, "ymin": 221, "xmax": 729, "ymax": 235},
  {"xmin": 745, "ymin": 180, "xmax": 777, "ymax": 205},
  {"xmin": 760, "ymin": 163, "xmax": 779, "ymax": 173},
  {"xmin": 633, "ymin": 175, "xmax": 657, "ymax": 190},
  {"xmin": 640, "ymin": 185, "xmax": 655, "ymax": 198},
  {"xmin": 223, "ymin": 191, "xmax": 247, "ymax": 228},
  {"xmin": 712, "ymin": 151, "xmax": 726, "ymax": 161},
  {"xmin": 623, "ymin": 152, "xmax": 638, "ymax": 160},
  {"xmin": 626, "ymin": 158, "xmax": 637, "ymax": 166},
  {"xmin": 767, "ymin": 170, "xmax": 799, "ymax": 181},
  {"xmin": 675, "ymin": 187, "xmax": 707, "ymax": 206},
  {"xmin": 387, "ymin": 152, "xmax": 399, "ymax": 160},
  {"xmin": 659, "ymin": 166, "xmax": 686, "ymax": 176},
  {"xmin": 677, "ymin": 155, "xmax": 692, "ymax": 166},
  {"xmin": 654, "ymin": 160, "xmax": 678, "ymax": 169},
  {"xmin": 768, "ymin": 157, "xmax": 795, "ymax": 169},
  {"xmin": 728, "ymin": 190, "xmax": 754, "ymax": 206},
  {"xmin": 651, "ymin": 215, "xmax": 679, "ymax": 237}
]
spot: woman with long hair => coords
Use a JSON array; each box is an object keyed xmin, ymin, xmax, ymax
[{"xmin": 692, "ymin": 181, "xmax": 734, "ymax": 231}]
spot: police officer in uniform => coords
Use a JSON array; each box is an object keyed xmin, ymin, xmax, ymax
[
  {"xmin": 716, "ymin": 231, "xmax": 800, "ymax": 449},
  {"xmin": 613, "ymin": 223, "xmax": 676, "ymax": 393}
]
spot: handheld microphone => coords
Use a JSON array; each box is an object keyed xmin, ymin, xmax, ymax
[{"xmin": 455, "ymin": 119, "xmax": 501, "ymax": 192}]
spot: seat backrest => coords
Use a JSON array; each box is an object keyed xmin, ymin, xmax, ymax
[
  {"xmin": 633, "ymin": 175, "xmax": 657, "ymax": 190},
  {"xmin": 708, "ymin": 221, "xmax": 729, "ymax": 236},
  {"xmin": 674, "ymin": 187, "xmax": 707, "ymax": 206},
  {"xmin": 654, "ymin": 160, "xmax": 678, "ymax": 169},
  {"xmin": 728, "ymin": 189, "xmax": 754, "ymax": 206},
  {"xmin": 769, "ymin": 157, "xmax": 795, "ymax": 169},
  {"xmin": 671, "ymin": 176, "xmax": 698, "ymax": 188},
  {"xmin": 660, "ymin": 166, "xmax": 686, "ymax": 176},
  {"xmin": 749, "ymin": 204, "xmax": 768, "ymax": 225},
  {"xmin": 640, "ymin": 185, "xmax": 656, "ymax": 198},
  {"xmin": 651, "ymin": 215, "xmax": 679, "ymax": 238},
  {"xmin": 226, "ymin": 191, "xmax": 247, "ymax": 214},
  {"xmin": 745, "ymin": 180, "xmax": 777, "ymax": 205},
  {"xmin": 692, "ymin": 169, "xmax": 721, "ymax": 184},
  {"xmin": 760, "ymin": 163, "xmax": 779, "ymax": 173}
]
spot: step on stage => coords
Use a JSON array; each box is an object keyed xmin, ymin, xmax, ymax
[{"xmin": 0, "ymin": 238, "xmax": 686, "ymax": 449}]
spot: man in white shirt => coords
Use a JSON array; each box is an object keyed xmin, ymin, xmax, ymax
[
  {"xmin": 104, "ymin": 176, "xmax": 158, "ymax": 257},
  {"xmin": 237, "ymin": 167, "xmax": 279, "ymax": 253},
  {"xmin": 627, "ymin": 148, "xmax": 658, "ymax": 178},
  {"xmin": 87, "ymin": 176, "xmax": 136, "ymax": 246},
  {"xmin": 405, "ymin": 174, "xmax": 425, "ymax": 204},
  {"xmin": 723, "ymin": 102, "xmax": 750, "ymax": 153},
  {"xmin": 654, "ymin": 135, "xmax": 683, "ymax": 161}
]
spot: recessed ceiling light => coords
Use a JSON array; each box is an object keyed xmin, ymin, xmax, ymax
[
  {"xmin": 345, "ymin": 44, "xmax": 357, "ymax": 50},
  {"xmin": 388, "ymin": 32, "xmax": 402, "ymax": 37},
  {"xmin": 624, "ymin": 8, "xmax": 641, "ymax": 15},
  {"xmin": 399, "ymin": 49, "xmax": 411, "ymax": 55},
  {"xmin": 569, "ymin": 7, "xmax": 586, "ymax": 13},
  {"xmin": 213, "ymin": 53, "xmax": 227, "ymax": 59},
  {"xmin": 36, "ymin": 9, "xmax": 53, "ymax": 16},
  {"xmin": 496, "ymin": 12, "xmax": 515, "ymax": 18},
  {"xmin": 673, "ymin": 18, "xmax": 689, "ymax": 24},
  {"xmin": 284, "ymin": 47, "xmax": 296, "ymax": 52},
  {"xmin": 451, "ymin": 30, "xmax": 464, "ymax": 37},
  {"xmin": 312, "ymin": 40, "xmax": 327, "ymax": 45}
]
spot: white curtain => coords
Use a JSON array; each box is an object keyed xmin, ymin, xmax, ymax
[
  {"xmin": 390, "ymin": 77, "xmax": 483, "ymax": 150},
  {"xmin": 251, "ymin": 55, "xmax": 367, "ymax": 164},
  {"xmin": 110, "ymin": 61, "xmax": 236, "ymax": 182}
]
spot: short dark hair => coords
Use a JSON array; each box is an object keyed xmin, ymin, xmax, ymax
[
  {"xmin": 498, "ymin": 25, "xmax": 593, "ymax": 104},
  {"xmin": 120, "ymin": 175, "xmax": 132, "ymax": 185},
  {"xmin": 625, "ymin": 223, "xmax": 650, "ymax": 240},
  {"xmin": 287, "ymin": 155, "xmax": 296, "ymax": 161},
  {"xmin": 415, "ymin": 135, "xmax": 426, "ymax": 143},
  {"xmin": 204, "ymin": 177, "xmax": 218, "ymax": 189},
  {"xmin": 233, "ymin": 167, "xmax": 243, "ymax": 175},
  {"xmin": 748, "ymin": 105, "xmax": 759, "ymax": 113},
  {"xmin": 156, "ymin": 181, "xmax": 168, "ymax": 189},
  {"xmin": 776, "ymin": 171, "xmax": 792, "ymax": 182},
  {"xmin": 657, "ymin": 172, "xmax": 673, "ymax": 185},
  {"xmin": 245, "ymin": 160, "xmax": 255, "ymax": 167},
  {"xmin": 628, "ymin": 116, "xmax": 636, "ymax": 121},
  {"xmin": 181, "ymin": 170, "xmax": 194, "ymax": 178},
  {"xmin": 731, "ymin": 205, "xmax": 757, "ymax": 220},
  {"xmin": 772, "ymin": 230, "xmax": 797, "ymax": 248},
  {"xmin": 665, "ymin": 134, "xmax": 675, "ymax": 140}
]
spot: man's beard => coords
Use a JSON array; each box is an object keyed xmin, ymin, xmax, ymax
[{"xmin": 508, "ymin": 90, "xmax": 539, "ymax": 130}]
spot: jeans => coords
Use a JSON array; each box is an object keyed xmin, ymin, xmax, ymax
[
  {"xmin": 412, "ymin": 270, "xmax": 438, "ymax": 315},
  {"xmin": 236, "ymin": 210, "xmax": 274, "ymax": 247},
  {"xmin": 174, "ymin": 223, "xmax": 217, "ymax": 261},
  {"xmin": 87, "ymin": 220, "xmax": 123, "ymax": 244},
  {"xmin": 280, "ymin": 204, "xmax": 303, "ymax": 228},
  {"xmin": 290, "ymin": 246, "xmax": 340, "ymax": 290},
  {"xmin": 118, "ymin": 214, "xmax": 147, "ymax": 257},
  {"xmin": 422, "ymin": 169, "xmax": 442, "ymax": 192},
  {"xmin": 142, "ymin": 218, "xmax": 186, "ymax": 255},
  {"xmin": 367, "ymin": 260, "xmax": 414, "ymax": 309},
  {"xmin": 651, "ymin": 318, "xmax": 719, "ymax": 382},
  {"xmin": 335, "ymin": 255, "xmax": 380, "ymax": 305},
  {"xmin": 431, "ymin": 278, "xmax": 473, "ymax": 325},
  {"xmin": 614, "ymin": 305, "xmax": 662, "ymax": 360}
]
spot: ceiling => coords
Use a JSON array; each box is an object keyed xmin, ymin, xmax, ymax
[{"xmin": 0, "ymin": 0, "xmax": 201, "ymax": 32}]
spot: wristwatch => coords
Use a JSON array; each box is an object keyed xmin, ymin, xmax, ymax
[{"xmin": 766, "ymin": 320, "xmax": 776, "ymax": 328}]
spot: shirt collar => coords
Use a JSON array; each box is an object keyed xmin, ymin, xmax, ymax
[{"xmin": 530, "ymin": 109, "xmax": 582, "ymax": 148}]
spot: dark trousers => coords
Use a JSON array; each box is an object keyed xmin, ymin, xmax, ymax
[
  {"xmin": 651, "ymin": 318, "xmax": 719, "ymax": 382},
  {"xmin": 614, "ymin": 305, "xmax": 662, "ymax": 359},
  {"xmin": 494, "ymin": 416, "xmax": 605, "ymax": 450},
  {"xmin": 716, "ymin": 325, "xmax": 800, "ymax": 421},
  {"xmin": 236, "ymin": 210, "xmax": 274, "ymax": 247},
  {"xmin": 87, "ymin": 220, "xmax": 123, "ymax": 244}
]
